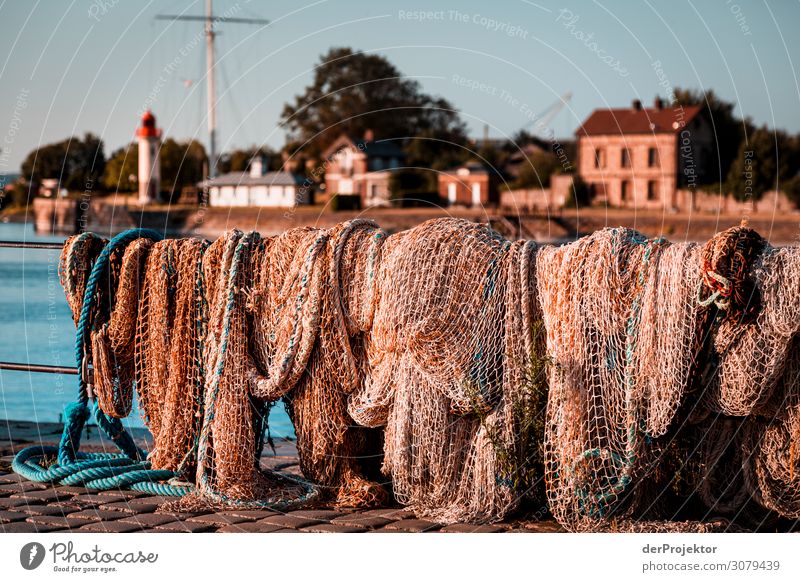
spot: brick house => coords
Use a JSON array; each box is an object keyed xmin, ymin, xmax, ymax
[
  {"xmin": 322, "ymin": 131, "xmax": 405, "ymax": 207},
  {"xmin": 438, "ymin": 163, "xmax": 499, "ymax": 207},
  {"xmin": 576, "ymin": 98, "xmax": 713, "ymax": 209}
]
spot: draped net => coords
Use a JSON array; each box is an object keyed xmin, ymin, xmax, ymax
[{"xmin": 57, "ymin": 220, "xmax": 800, "ymax": 530}]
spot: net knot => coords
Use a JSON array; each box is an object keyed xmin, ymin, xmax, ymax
[{"xmin": 697, "ymin": 225, "xmax": 767, "ymax": 319}]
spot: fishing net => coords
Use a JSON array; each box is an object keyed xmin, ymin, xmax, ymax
[
  {"xmin": 537, "ymin": 228, "xmax": 706, "ymax": 530},
  {"xmin": 349, "ymin": 218, "xmax": 546, "ymax": 523},
  {"xmin": 54, "ymin": 218, "xmax": 800, "ymax": 529},
  {"xmin": 697, "ymin": 232, "xmax": 800, "ymax": 519}
]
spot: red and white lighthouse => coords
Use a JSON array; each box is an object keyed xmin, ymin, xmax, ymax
[{"xmin": 136, "ymin": 110, "xmax": 161, "ymax": 204}]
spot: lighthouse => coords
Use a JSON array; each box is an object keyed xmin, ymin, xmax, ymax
[{"xmin": 137, "ymin": 110, "xmax": 161, "ymax": 204}]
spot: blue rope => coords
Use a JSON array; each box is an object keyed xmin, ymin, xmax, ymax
[
  {"xmin": 13, "ymin": 229, "xmax": 190, "ymax": 495},
  {"xmin": 13, "ymin": 228, "xmax": 318, "ymax": 507}
]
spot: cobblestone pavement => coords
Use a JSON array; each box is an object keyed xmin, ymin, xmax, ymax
[{"xmin": 0, "ymin": 421, "xmax": 563, "ymax": 533}]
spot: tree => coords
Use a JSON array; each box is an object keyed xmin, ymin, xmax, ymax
[
  {"xmin": 103, "ymin": 143, "xmax": 138, "ymax": 192},
  {"xmin": 725, "ymin": 126, "xmax": 796, "ymax": 201},
  {"xmin": 672, "ymin": 88, "xmax": 751, "ymax": 186},
  {"xmin": 513, "ymin": 151, "xmax": 561, "ymax": 189},
  {"xmin": 159, "ymin": 139, "xmax": 207, "ymax": 199},
  {"xmin": 281, "ymin": 47, "xmax": 468, "ymax": 162},
  {"xmin": 217, "ymin": 146, "xmax": 280, "ymax": 174},
  {"xmin": 21, "ymin": 133, "xmax": 106, "ymax": 191}
]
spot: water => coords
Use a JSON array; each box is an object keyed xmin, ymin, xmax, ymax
[{"xmin": 0, "ymin": 222, "xmax": 295, "ymax": 439}]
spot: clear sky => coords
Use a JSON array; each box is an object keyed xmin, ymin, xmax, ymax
[{"xmin": 1, "ymin": 0, "xmax": 799, "ymax": 173}]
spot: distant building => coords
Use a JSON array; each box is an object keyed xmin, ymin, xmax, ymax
[
  {"xmin": 576, "ymin": 98, "xmax": 713, "ymax": 209},
  {"xmin": 438, "ymin": 162, "xmax": 500, "ymax": 207},
  {"xmin": 137, "ymin": 110, "xmax": 162, "ymax": 204},
  {"xmin": 38, "ymin": 178, "xmax": 67, "ymax": 198},
  {"xmin": 200, "ymin": 156, "xmax": 308, "ymax": 207},
  {"xmin": 322, "ymin": 131, "xmax": 404, "ymax": 207}
]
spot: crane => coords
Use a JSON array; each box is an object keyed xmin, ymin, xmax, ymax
[{"xmin": 522, "ymin": 91, "xmax": 573, "ymax": 137}]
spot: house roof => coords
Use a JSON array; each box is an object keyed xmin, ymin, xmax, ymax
[
  {"xmin": 576, "ymin": 105, "xmax": 702, "ymax": 136},
  {"xmin": 199, "ymin": 171, "xmax": 303, "ymax": 188},
  {"xmin": 322, "ymin": 134, "xmax": 405, "ymax": 160}
]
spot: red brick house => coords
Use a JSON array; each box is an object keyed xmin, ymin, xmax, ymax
[
  {"xmin": 322, "ymin": 131, "xmax": 405, "ymax": 207},
  {"xmin": 438, "ymin": 163, "xmax": 499, "ymax": 207},
  {"xmin": 576, "ymin": 98, "xmax": 713, "ymax": 209}
]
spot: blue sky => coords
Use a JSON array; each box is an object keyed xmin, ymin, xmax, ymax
[{"xmin": 1, "ymin": 0, "xmax": 799, "ymax": 172}]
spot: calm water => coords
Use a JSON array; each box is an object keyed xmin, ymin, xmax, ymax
[{"xmin": 0, "ymin": 222, "xmax": 294, "ymax": 438}]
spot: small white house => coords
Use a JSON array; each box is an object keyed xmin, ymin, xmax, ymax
[{"xmin": 200, "ymin": 158, "xmax": 309, "ymax": 207}]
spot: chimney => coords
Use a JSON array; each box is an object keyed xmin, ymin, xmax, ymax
[
  {"xmin": 249, "ymin": 154, "xmax": 267, "ymax": 177},
  {"xmin": 654, "ymin": 96, "xmax": 664, "ymax": 110},
  {"xmin": 363, "ymin": 129, "xmax": 374, "ymax": 142},
  {"xmin": 632, "ymin": 99, "xmax": 642, "ymax": 111}
]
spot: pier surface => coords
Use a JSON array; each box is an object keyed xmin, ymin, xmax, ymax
[{"xmin": 0, "ymin": 420, "xmax": 562, "ymax": 533}]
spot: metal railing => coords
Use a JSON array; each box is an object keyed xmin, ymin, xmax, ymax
[{"xmin": 0, "ymin": 239, "xmax": 80, "ymax": 376}]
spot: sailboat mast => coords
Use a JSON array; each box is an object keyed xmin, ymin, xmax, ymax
[{"xmin": 205, "ymin": 0, "xmax": 217, "ymax": 178}]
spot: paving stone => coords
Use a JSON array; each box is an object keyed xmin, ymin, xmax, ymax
[
  {"xmin": 300, "ymin": 523, "xmax": 366, "ymax": 533},
  {"xmin": 97, "ymin": 489, "xmax": 147, "ymax": 500},
  {"xmin": 217, "ymin": 522, "xmax": 285, "ymax": 533},
  {"xmin": 18, "ymin": 504, "xmax": 73, "ymax": 516},
  {"xmin": 26, "ymin": 515, "xmax": 88, "ymax": 529},
  {"xmin": 259, "ymin": 514, "xmax": 323, "ymax": 529},
  {"xmin": 100, "ymin": 501, "xmax": 159, "ymax": 514},
  {"xmin": 330, "ymin": 514, "xmax": 393, "ymax": 529},
  {"xmin": 0, "ymin": 510, "xmax": 28, "ymax": 524},
  {"xmin": 73, "ymin": 493, "xmax": 131, "ymax": 504},
  {"xmin": 259, "ymin": 456, "xmax": 299, "ymax": 471},
  {"xmin": 49, "ymin": 500, "xmax": 94, "ymax": 512},
  {"xmin": 214, "ymin": 509, "xmax": 278, "ymax": 521},
  {"xmin": 54, "ymin": 486, "xmax": 90, "ymax": 496},
  {"xmin": 439, "ymin": 524, "xmax": 506, "ymax": 533},
  {"xmin": 0, "ymin": 481, "xmax": 47, "ymax": 493},
  {"xmin": 154, "ymin": 521, "xmax": 216, "ymax": 533},
  {"xmin": 127, "ymin": 495, "xmax": 169, "ymax": 506},
  {"xmin": 382, "ymin": 519, "xmax": 442, "ymax": 532},
  {"xmin": 185, "ymin": 513, "xmax": 251, "ymax": 526},
  {"xmin": 11, "ymin": 488, "xmax": 74, "ymax": 503},
  {"xmin": 77, "ymin": 521, "xmax": 144, "ymax": 533},
  {"xmin": 286, "ymin": 509, "xmax": 346, "ymax": 521},
  {"xmin": 1, "ymin": 521, "xmax": 67, "ymax": 533},
  {"xmin": 360, "ymin": 508, "xmax": 416, "ymax": 520},
  {"xmin": 119, "ymin": 513, "xmax": 180, "ymax": 527},
  {"xmin": 0, "ymin": 497, "xmax": 30, "ymax": 509},
  {"xmin": 154, "ymin": 510, "xmax": 206, "ymax": 519},
  {"xmin": 0, "ymin": 473, "xmax": 27, "ymax": 484},
  {"xmin": 520, "ymin": 521, "xmax": 565, "ymax": 533},
  {"xmin": 64, "ymin": 510, "xmax": 127, "ymax": 522}
]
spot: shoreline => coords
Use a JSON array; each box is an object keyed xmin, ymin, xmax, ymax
[{"xmin": 3, "ymin": 200, "xmax": 799, "ymax": 244}]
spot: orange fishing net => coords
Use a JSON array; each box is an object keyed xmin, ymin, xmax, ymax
[{"xmin": 57, "ymin": 220, "xmax": 800, "ymax": 530}]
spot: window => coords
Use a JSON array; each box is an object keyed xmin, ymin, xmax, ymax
[
  {"xmin": 647, "ymin": 180, "xmax": 658, "ymax": 201},
  {"xmin": 648, "ymin": 147, "xmax": 659, "ymax": 167},
  {"xmin": 621, "ymin": 180, "xmax": 631, "ymax": 202},
  {"xmin": 594, "ymin": 148, "xmax": 605, "ymax": 168},
  {"xmin": 621, "ymin": 148, "xmax": 631, "ymax": 168}
]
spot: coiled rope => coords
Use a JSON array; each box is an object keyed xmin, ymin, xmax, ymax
[
  {"xmin": 13, "ymin": 228, "xmax": 319, "ymax": 505},
  {"xmin": 12, "ymin": 229, "xmax": 191, "ymax": 495}
]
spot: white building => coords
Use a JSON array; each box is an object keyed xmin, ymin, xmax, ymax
[{"xmin": 200, "ymin": 157, "xmax": 309, "ymax": 207}]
